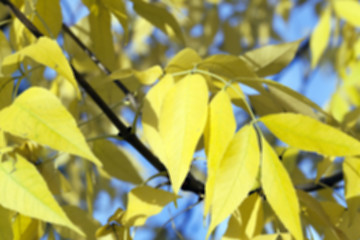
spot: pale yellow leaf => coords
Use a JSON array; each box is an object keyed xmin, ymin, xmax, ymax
[
  {"xmin": 207, "ymin": 125, "xmax": 260, "ymax": 238},
  {"xmin": 261, "ymin": 113, "xmax": 360, "ymax": 156},
  {"xmin": 261, "ymin": 138, "xmax": 303, "ymax": 240},
  {"xmin": 344, "ymin": 157, "xmax": 360, "ymax": 199},
  {"xmin": 204, "ymin": 90, "xmax": 236, "ymax": 216},
  {"xmin": 121, "ymin": 186, "xmax": 178, "ymax": 226},
  {"xmin": 0, "ymin": 206, "xmax": 13, "ymax": 240},
  {"xmin": 310, "ymin": 6, "xmax": 331, "ymax": 67},
  {"xmin": 334, "ymin": 1, "xmax": 360, "ymax": 27},
  {"xmin": 33, "ymin": 0, "xmax": 62, "ymax": 37},
  {"xmin": 93, "ymin": 139, "xmax": 143, "ymax": 184},
  {"xmin": 0, "ymin": 87, "xmax": 101, "ymax": 166},
  {"xmin": 165, "ymin": 48, "xmax": 202, "ymax": 73},
  {"xmin": 241, "ymin": 39, "xmax": 302, "ymax": 77},
  {"xmin": 134, "ymin": 65, "xmax": 163, "ymax": 85},
  {"xmin": 159, "ymin": 74, "xmax": 208, "ymax": 193},
  {"xmin": 142, "ymin": 74, "xmax": 175, "ymax": 163},
  {"xmin": 2, "ymin": 37, "xmax": 80, "ymax": 97},
  {"xmin": 0, "ymin": 154, "xmax": 83, "ymax": 236},
  {"xmin": 132, "ymin": 0, "xmax": 185, "ymax": 44}
]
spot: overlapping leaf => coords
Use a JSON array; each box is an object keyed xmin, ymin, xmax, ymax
[
  {"xmin": 334, "ymin": 1, "xmax": 360, "ymax": 27},
  {"xmin": 207, "ymin": 125, "xmax": 260, "ymax": 238},
  {"xmin": 159, "ymin": 74, "xmax": 208, "ymax": 193},
  {"xmin": 204, "ymin": 90, "xmax": 236, "ymax": 216},
  {"xmin": 261, "ymin": 113, "xmax": 360, "ymax": 156},
  {"xmin": 261, "ymin": 137, "xmax": 303, "ymax": 240},
  {"xmin": 241, "ymin": 39, "xmax": 302, "ymax": 77},
  {"xmin": 2, "ymin": 37, "xmax": 80, "ymax": 97},
  {"xmin": 121, "ymin": 186, "xmax": 178, "ymax": 226},
  {"xmin": 0, "ymin": 87, "xmax": 101, "ymax": 166},
  {"xmin": 32, "ymin": 0, "xmax": 62, "ymax": 37},
  {"xmin": 0, "ymin": 153, "xmax": 83, "ymax": 235}
]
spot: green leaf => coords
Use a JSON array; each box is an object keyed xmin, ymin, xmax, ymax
[
  {"xmin": 207, "ymin": 125, "xmax": 260, "ymax": 239},
  {"xmin": 132, "ymin": 0, "xmax": 185, "ymax": 44},
  {"xmin": 310, "ymin": 6, "xmax": 331, "ymax": 67},
  {"xmin": 261, "ymin": 113, "xmax": 360, "ymax": 156},
  {"xmin": 0, "ymin": 153, "xmax": 84, "ymax": 236},
  {"xmin": 204, "ymin": 90, "xmax": 236, "ymax": 216},
  {"xmin": 159, "ymin": 74, "xmax": 208, "ymax": 194},
  {"xmin": 261, "ymin": 137, "xmax": 303, "ymax": 240},
  {"xmin": 241, "ymin": 39, "xmax": 302, "ymax": 77},
  {"xmin": 0, "ymin": 87, "xmax": 101, "ymax": 166},
  {"xmin": 2, "ymin": 37, "xmax": 80, "ymax": 97},
  {"xmin": 121, "ymin": 186, "xmax": 178, "ymax": 227}
]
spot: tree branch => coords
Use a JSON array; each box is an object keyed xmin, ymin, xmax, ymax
[
  {"xmin": 296, "ymin": 171, "xmax": 344, "ymax": 192},
  {"xmin": 0, "ymin": 0, "xmax": 204, "ymax": 195}
]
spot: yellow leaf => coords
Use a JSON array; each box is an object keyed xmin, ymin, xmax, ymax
[
  {"xmin": 93, "ymin": 139, "xmax": 143, "ymax": 184},
  {"xmin": 142, "ymin": 74, "xmax": 175, "ymax": 163},
  {"xmin": 134, "ymin": 65, "xmax": 163, "ymax": 85},
  {"xmin": 12, "ymin": 214, "xmax": 41, "ymax": 240},
  {"xmin": 0, "ymin": 206, "xmax": 13, "ymax": 240},
  {"xmin": 132, "ymin": 0, "xmax": 185, "ymax": 44},
  {"xmin": 0, "ymin": 31, "xmax": 12, "ymax": 76},
  {"xmin": 261, "ymin": 138, "xmax": 303, "ymax": 240},
  {"xmin": 0, "ymin": 154, "xmax": 83, "ymax": 236},
  {"xmin": 241, "ymin": 39, "xmax": 302, "ymax": 77},
  {"xmin": 159, "ymin": 74, "xmax": 208, "ymax": 193},
  {"xmin": 32, "ymin": 0, "xmax": 62, "ymax": 37},
  {"xmin": 2, "ymin": 37, "xmax": 80, "ymax": 97},
  {"xmin": 251, "ymin": 234, "xmax": 279, "ymax": 240},
  {"xmin": 199, "ymin": 54, "xmax": 256, "ymax": 80},
  {"xmin": 165, "ymin": 48, "xmax": 202, "ymax": 73},
  {"xmin": 334, "ymin": 1, "xmax": 360, "ymax": 27},
  {"xmin": 0, "ymin": 87, "xmax": 101, "ymax": 166},
  {"xmin": 261, "ymin": 113, "xmax": 360, "ymax": 156},
  {"xmin": 121, "ymin": 186, "xmax": 178, "ymax": 227},
  {"xmin": 207, "ymin": 125, "xmax": 260, "ymax": 238},
  {"xmin": 344, "ymin": 157, "xmax": 360, "ymax": 199},
  {"xmin": 102, "ymin": 0, "xmax": 129, "ymax": 43},
  {"xmin": 222, "ymin": 194, "xmax": 263, "ymax": 240},
  {"xmin": 310, "ymin": 6, "xmax": 331, "ymax": 67},
  {"xmin": 204, "ymin": 90, "xmax": 236, "ymax": 216},
  {"xmin": 54, "ymin": 206, "xmax": 101, "ymax": 240}
]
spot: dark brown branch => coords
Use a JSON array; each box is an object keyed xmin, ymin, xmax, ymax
[
  {"xmin": 0, "ymin": 0, "xmax": 204, "ymax": 195},
  {"xmin": 296, "ymin": 171, "xmax": 344, "ymax": 192}
]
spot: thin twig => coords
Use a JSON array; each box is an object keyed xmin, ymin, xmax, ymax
[{"xmin": 0, "ymin": 0, "xmax": 205, "ymax": 195}]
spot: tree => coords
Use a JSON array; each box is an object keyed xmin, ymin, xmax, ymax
[{"xmin": 0, "ymin": 0, "xmax": 359, "ymax": 239}]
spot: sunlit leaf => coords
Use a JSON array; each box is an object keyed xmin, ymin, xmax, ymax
[
  {"xmin": 241, "ymin": 39, "xmax": 302, "ymax": 77},
  {"xmin": 2, "ymin": 37, "xmax": 80, "ymax": 97},
  {"xmin": 134, "ymin": 65, "xmax": 163, "ymax": 85},
  {"xmin": 12, "ymin": 214, "xmax": 41, "ymax": 240},
  {"xmin": 93, "ymin": 139, "xmax": 143, "ymax": 184},
  {"xmin": 334, "ymin": 1, "xmax": 360, "ymax": 27},
  {"xmin": 121, "ymin": 186, "xmax": 178, "ymax": 227},
  {"xmin": 261, "ymin": 137, "xmax": 303, "ymax": 240},
  {"xmin": 165, "ymin": 48, "xmax": 202, "ymax": 73},
  {"xmin": 0, "ymin": 87, "xmax": 101, "ymax": 166},
  {"xmin": 0, "ymin": 153, "xmax": 83, "ymax": 236},
  {"xmin": 204, "ymin": 90, "xmax": 236, "ymax": 216},
  {"xmin": 261, "ymin": 113, "xmax": 360, "ymax": 156},
  {"xmin": 207, "ymin": 125, "xmax": 260, "ymax": 238},
  {"xmin": 159, "ymin": 74, "xmax": 208, "ymax": 193},
  {"xmin": 142, "ymin": 74, "xmax": 175, "ymax": 163},
  {"xmin": 310, "ymin": 6, "xmax": 331, "ymax": 67}
]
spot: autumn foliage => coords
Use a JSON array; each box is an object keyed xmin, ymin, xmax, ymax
[{"xmin": 0, "ymin": 0, "xmax": 360, "ymax": 239}]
